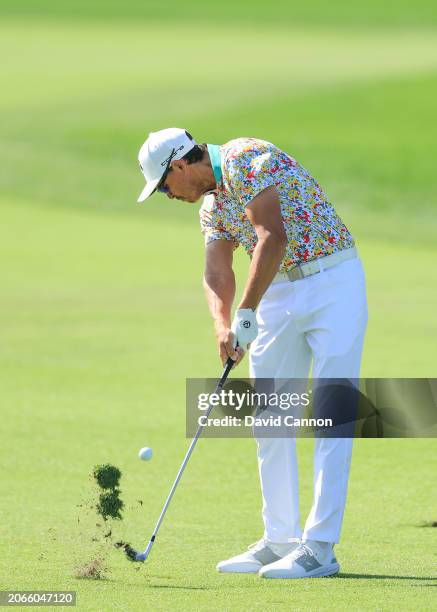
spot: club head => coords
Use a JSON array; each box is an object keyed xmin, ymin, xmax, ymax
[{"xmin": 123, "ymin": 544, "xmax": 146, "ymax": 562}]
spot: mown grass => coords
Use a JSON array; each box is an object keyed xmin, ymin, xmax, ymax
[{"xmin": 1, "ymin": 6, "xmax": 436, "ymax": 610}]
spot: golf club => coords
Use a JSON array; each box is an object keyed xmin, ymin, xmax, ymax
[{"xmin": 123, "ymin": 354, "xmax": 235, "ymax": 562}]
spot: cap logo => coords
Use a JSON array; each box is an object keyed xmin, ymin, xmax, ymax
[{"xmin": 161, "ymin": 144, "xmax": 185, "ymax": 167}]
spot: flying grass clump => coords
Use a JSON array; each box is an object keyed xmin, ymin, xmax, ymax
[
  {"xmin": 74, "ymin": 557, "xmax": 108, "ymax": 580},
  {"xmin": 93, "ymin": 464, "xmax": 121, "ymax": 490},
  {"xmin": 93, "ymin": 464, "xmax": 124, "ymax": 521},
  {"xmin": 97, "ymin": 490, "xmax": 124, "ymax": 521},
  {"xmin": 72, "ymin": 464, "xmax": 127, "ymax": 580}
]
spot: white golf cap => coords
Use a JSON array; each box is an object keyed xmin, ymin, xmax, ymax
[{"xmin": 137, "ymin": 128, "xmax": 197, "ymax": 202}]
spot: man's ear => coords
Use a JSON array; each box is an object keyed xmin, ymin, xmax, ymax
[{"xmin": 171, "ymin": 159, "xmax": 188, "ymax": 173}]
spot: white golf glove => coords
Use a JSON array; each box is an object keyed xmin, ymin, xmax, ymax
[{"xmin": 231, "ymin": 308, "xmax": 258, "ymax": 351}]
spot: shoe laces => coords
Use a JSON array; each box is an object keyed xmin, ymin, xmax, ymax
[
  {"xmin": 248, "ymin": 538, "xmax": 300, "ymax": 555},
  {"xmin": 293, "ymin": 543, "xmax": 315, "ymax": 561},
  {"xmin": 247, "ymin": 539, "xmax": 267, "ymax": 552}
]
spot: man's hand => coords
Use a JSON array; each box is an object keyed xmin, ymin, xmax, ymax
[
  {"xmin": 231, "ymin": 308, "xmax": 258, "ymax": 351},
  {"xmin": 215, "ymin": 322, "xmax": 245, "ymax": 368}
]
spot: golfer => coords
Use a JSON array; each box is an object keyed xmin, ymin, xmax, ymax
[{"xmin": 137, "ymin": 128, "xmax": 368, "ymax": 579}]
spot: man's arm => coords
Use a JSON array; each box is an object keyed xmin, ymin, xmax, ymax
[
  {"xmin": 203, "ymin": 239, "xmax": 243, "ymax": 365},
  {"xmin": 238, "ymin": 185, "xmax": 287, "ymax": 310}
]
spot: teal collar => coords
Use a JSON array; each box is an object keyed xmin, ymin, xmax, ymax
[{"xmin": 207, "ymin": 144, "xmax": 222, "ymax": 186}]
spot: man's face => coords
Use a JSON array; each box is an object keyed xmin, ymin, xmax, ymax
[{"xmin": 159, "ymin": 160, "xmax": 214, "ymax": 203}]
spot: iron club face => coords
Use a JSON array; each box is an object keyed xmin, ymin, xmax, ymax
[
  {"xmin": 115, "ymin": 541, "xmax": 147, "ymax": 562},
  {"xmin": 117, "ymin": 539, "xmax": 153, "ymax": 563},
  {"xmin": 123, "ymin": 544, "xmax": 144, "ymax": 562}
]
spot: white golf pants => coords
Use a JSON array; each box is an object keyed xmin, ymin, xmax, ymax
[{"xmin": 249, "ymin": 256, "xmax": 368, "ymax": 544}]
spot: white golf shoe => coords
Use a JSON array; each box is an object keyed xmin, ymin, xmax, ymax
[
  {"xmin": 259, "ymin": 540, "xmax": 340, "ymax": 579},
  {"xmin": 216, "ymin": 539, "xmax": 300, "ymax": 574}
]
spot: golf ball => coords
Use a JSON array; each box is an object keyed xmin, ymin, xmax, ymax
[{"xmin": 138, "ymin": 447, "xmax": 153, "ymax": 461}]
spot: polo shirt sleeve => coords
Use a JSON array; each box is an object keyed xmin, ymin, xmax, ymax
[
  {"xmin": 199, "ymin": 196, "xmax": 239, "ymax": 249},
  {"xmin": 225, "ymin": 147, "xmax": 280, "ymax": 207}
]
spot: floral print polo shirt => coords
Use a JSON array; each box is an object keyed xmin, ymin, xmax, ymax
[{"xmin": 199, "ymin": 138, "xmax": 354, "ymax": 272}]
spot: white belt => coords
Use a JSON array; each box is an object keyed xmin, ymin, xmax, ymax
[{"xmin": 272, "ymin": 247, "xmax": 357, "ymax": 284}]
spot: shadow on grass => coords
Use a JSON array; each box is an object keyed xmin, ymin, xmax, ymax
[
  {"xmin": 145, "ymin": 584, "xmax": 210, "ymax": 590},
  {"xmin": 417, "ymin": 521, "xmax": 437, "ymax": 528},
  {"xmin": 338, "ymin": 573, "xmax": 436, "ymax": 581},
  {"xmin": 120, "ymin": 574, "xmax": 437, "ymax": 591},
  {"xmin": 144, "ymin": 573, "xmax": 437, "ymax": 585}
]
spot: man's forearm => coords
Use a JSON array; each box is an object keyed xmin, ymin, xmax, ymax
[
  {"xmin": 203, "ymin": 270, "xmax": 236, "ymax": 329},
  {"xmin": 238, "ymin": 234, "xmax": 286, "ymax": 310}
]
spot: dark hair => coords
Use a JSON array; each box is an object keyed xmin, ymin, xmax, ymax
[{"xmin": 182, "ymin": 131, "xmax": 207, "ymax": 164}]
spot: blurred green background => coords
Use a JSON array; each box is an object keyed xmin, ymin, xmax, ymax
[{"xmin": 1, "ymin": 1, "xmax": 436, "ymax": 610}]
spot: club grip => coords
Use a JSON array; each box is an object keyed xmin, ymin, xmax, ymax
[
  {"xmin": 224, "ymin": 356, "xmax": 235, "ymax": 373},
  {"xmin": 217, "ymin": 356, "xmax": 235, "ymax": 390}
]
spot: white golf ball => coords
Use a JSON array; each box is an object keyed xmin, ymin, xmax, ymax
[{"xmin": 139, "ymin": 447, "xmax": 153, "ymax": 461}]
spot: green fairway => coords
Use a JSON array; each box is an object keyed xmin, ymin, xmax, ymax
[{"xmin": 1, "ymin": 1, "xmax": 436, "ymax": 609}]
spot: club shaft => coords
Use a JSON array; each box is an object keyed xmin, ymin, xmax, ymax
[{"xmin": 141, "ymin": 357, "xmax": 234, "ymax": 558}]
